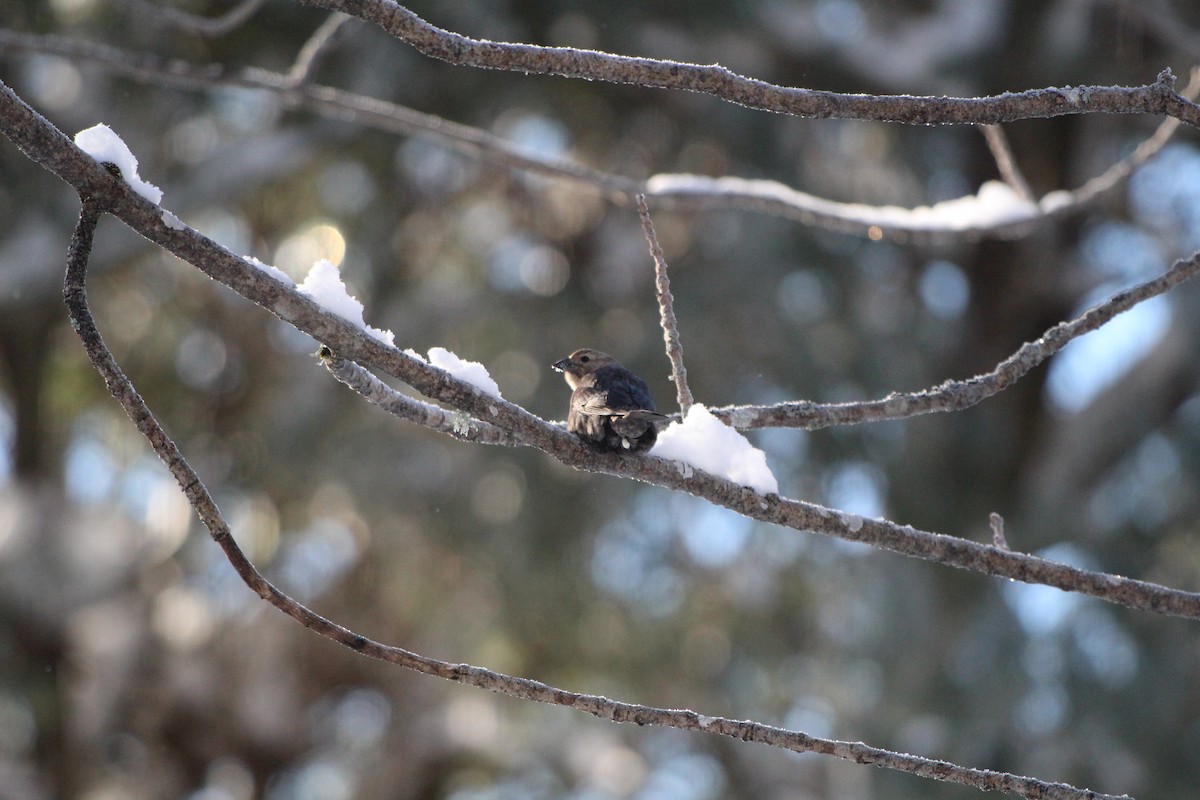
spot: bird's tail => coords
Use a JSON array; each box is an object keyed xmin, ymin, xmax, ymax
[{"xmin": 611, "ymin": 410, "xmax": 670, "ymax": 438}]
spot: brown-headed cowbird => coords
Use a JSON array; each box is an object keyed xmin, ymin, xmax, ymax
[{"xmin": 552, "ymin": 348, "xmax": 668, "ymax": 453}]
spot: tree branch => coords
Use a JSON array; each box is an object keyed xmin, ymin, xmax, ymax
[
  {"xmin": 637, "ymin": 194, "xmax": 693, "ymax": 415},
  {"xmin": 117, "ymin": 0, "xmax": 270, "ymax": 37},
  {"xmin": 707, "ymin": 246, "xmax": 1200, "ymax": 431},
  {"xmin": 296, "ymin": 1, "xmax": 1200, "ymax": 127},
  {"xmin": 6, "ymin": 77, "xmax": 1199, "ymax": 628},
  {"xmin": 59, "ymin": 192, "xmax": 1131, "ymax": 800},
  {"xmin": 979, "ymin": 123, "xmax": 1035, "ymax": 202},
  {"xmin": 321, "ymin": 349, "xmax": 517, "ymax": 445},
  {"xmin": 282, "ymin": 11, "xmax": 356, "ymax": 87}
]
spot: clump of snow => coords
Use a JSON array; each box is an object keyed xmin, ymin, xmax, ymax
[
  {"xmin": 404, "ymin": 347, "xmax": 503, "ymax": 399},
  {"xmin": 162, "ymin": 210, "xmax": 186, "ymax": 230},
  {"xmin": 74, "ymin": 124, "xmax": 163, "ymax": 204},
  {"xmin": 651, "ymin": 404, "xmax": 778, "ymax": 495},
  {"xmin": 646, "ymin": 174, "xmax": 1039, "ymax": 232},
  {"xmin": 245, "ymin": 255, "xmax": 294, "ymax": 286},
  {"xmin": 296, "ymin": 259, "xmax": 394, "ymax": 345}
]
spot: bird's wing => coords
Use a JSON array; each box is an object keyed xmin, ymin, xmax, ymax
[
  {"xmin": 571, "ymin": 385, "xmax": 621, "ymax": 416},
  {"xmin": 594, "ymin": 367, "xmax": 657, "ymax": 411}
]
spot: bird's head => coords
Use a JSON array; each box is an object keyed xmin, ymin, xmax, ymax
[{"xmin": 552, "ymin": 348, "xmax": 619, "ymax": 389}]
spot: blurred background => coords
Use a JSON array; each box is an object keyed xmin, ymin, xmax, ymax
[{"xmin": 4, "ymin": 1, "xmax": 1200, "ymax": 798}]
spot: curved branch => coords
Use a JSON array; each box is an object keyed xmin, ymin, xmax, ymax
[
  {"xmin": 117, "ymin": 0, "xmax": 270, "ymax": 37},
  {"xmin": 60, "ymin": 196, "xmax": 1132, "ymax": 800},
  {"xmin": 708, "ymin": 246, "xmax": 1200, "ymax": 431},
  {"xmin": 298, "ymin": 1, "xmax": 1200, "ymax": 128}
]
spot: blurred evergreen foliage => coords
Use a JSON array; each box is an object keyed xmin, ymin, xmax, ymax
[{"xmin": 3, "ymin": 1, "xmax": 1200, "ymax": 798}]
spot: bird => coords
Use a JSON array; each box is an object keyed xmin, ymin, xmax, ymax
[{"xmin": 552, "ymin": 348, "xmax": 669, "ymax": 453}]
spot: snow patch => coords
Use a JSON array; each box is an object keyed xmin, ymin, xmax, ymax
[
  {"xmin": 297, "ymin": 259, "xmax": 394, "ymax": 346},
  {"xmin": 652, "ymin": 404, "xmax": 778, "ymax": 495},
  {"xmin": 74, "ymin": 123, "xmax": 163, "ymax": 204},
  {"xmin": 405, "ymin": 347, "xmax": 503, "ymax": 399},
  {"xmin": 646, "ymin": 174, "xmax": 1039, "ymax": 232}
]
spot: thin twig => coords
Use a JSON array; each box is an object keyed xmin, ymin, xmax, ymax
[
  {"xmin": 637, "ymin": 193, "xmax": 693, "ymax": 414},
  {"xmin": 1118, "ymin": 0, "xmax": 1200, "ymax": 61},
  {"xmin": 979, "ymin": 124, "xmax": 1035, "ymax": 202},
  {"xmin": 60, "ymin": 197, "xmax": 1123, "ymax": 800},
  {"xmin": 283, "ymin": 12, "xmax": 355, "ymax": 87},
  {"xmin": 708, "ymin": 245, "xmax": 1200, "ymax": 431},
  {"xmin": 118, "ymin": 0, "xmax": 269, "ymax": 37}
]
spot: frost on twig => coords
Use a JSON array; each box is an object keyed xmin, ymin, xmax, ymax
[{"xmin": 990, "ymin": 512, "xmax": 1009, "ymax": 549}]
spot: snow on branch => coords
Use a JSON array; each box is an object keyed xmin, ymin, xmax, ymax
[
  {"xmin": 6, "ymin": 78, "xmax": 1200, "ymax": 629},
  {"xmin": 0, "ymin": 31, "xmax": 1194, "ymax": 242}
]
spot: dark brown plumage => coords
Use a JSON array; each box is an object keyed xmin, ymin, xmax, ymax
[{"xmin": 552, "ymin": 348, "xmax": 668, "ymax": 453}]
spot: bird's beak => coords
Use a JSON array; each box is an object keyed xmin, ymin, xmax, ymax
[{"xmin": 551, "ymin": 357, "xmax": 570, "ymax": 373}]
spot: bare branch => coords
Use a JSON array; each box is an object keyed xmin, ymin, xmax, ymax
[
  {"xmin": 59, "ymin": 192, "xmax": 1131, "ymax": 800},
  {"xmin": 117, "ymin": 0, "xmax": 269, "ymax": 37},
  {"xmin": 709, "ymin": 246, "xmax": 1200, "ymax": 431},
  {"xmin": 637, "ymin": 194, "xmax": 693, "ymax": 415},
  {"xmin": 1119, "ymin": 0, "xmax": 1200, "ymax": 61},
  {"xmin": 283, "ymin": 12, "xmax": 356, "ymax": 87},
  {"xmin": 296, "ymin": 2, "xmax": 1200, "ymax": 128},
  {"xmin": 979, "ymin": 123, "xmax": 1035, "ymax": 202}
]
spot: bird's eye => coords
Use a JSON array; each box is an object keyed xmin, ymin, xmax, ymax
[{"xmin": 580, "ymin": 355, "xmax": 590, "ymax": 362}]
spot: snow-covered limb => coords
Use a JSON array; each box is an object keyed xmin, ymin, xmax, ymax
[
  {"xmin": 74, "ymin": 123, "xmax": 163, "ymax": 204},
  {"xmin": 405, "ymin": 347, "xmax": 504, "ymax": 400},
  {"xmin": 650, "ymin": 176, "xmax": 1039, "ymax": 234},
  {"xmin": 297, "ymin": 259, "xmax": 395, "ymax": 346},
  {"xmin": 652, "ymin": 404, "xmax": 778, "ymax": 495},
  {"xmin": 323, "ymin": 352, "xmax": 514, "ymax": 445}
]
